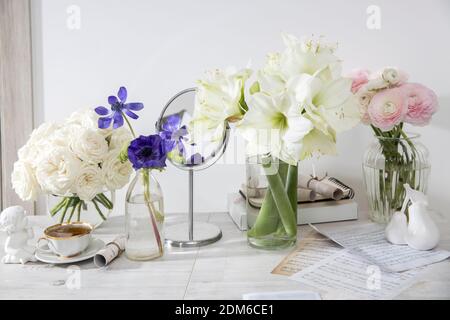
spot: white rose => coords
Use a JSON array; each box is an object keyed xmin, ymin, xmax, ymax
[
  {"xmin": 18, "ymin": 143, "xmax": 41, "ymax": 166},
  {"xmin": 109, "ymin": 127, "xmax": 133, "ymax": 150},
  {"xmin": 73, "ymin": 163, "xmax": 104, "ymax": 201},
  {"xmin": 67, "ymin": 109, "xmax": 112, "ymax": 137},
  {"xmin": 36, "ymin": 147, "xmax": 82, "ymax": 195},
  {"xmin": 18, "ymin": 122, "xmax": 60, "ymax": 164},
  {"xmin": 102, "ymin": 150, "xmax": 133, "ymax": 190},
  {"xmin": 11, "ymin": 161, "xmax": 40, "ymax": 201},
  {"xmin": 49, "ymin": 125, "xmax": 80, "ymax": 148},
  {"xmin": 27, "ymin": 122, "xmax": 60, "ymax": 145},
  {"xmin": 70, "ymin": 128, "xmax": 109, "ymax": 163}
]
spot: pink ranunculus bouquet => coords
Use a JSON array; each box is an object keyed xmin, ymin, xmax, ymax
[
  {"xmin": 351, "ymin": 67, "xmax": 439, "ymax": 134},
  {"xmin": 353, "ymin": 66, "xmax": 439, "ymax": 223}
]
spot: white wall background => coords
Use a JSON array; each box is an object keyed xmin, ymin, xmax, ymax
[{"xmin": 31, "ymin": 0, "xmax": 450, "ymax": 216}]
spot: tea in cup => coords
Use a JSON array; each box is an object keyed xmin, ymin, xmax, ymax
[{"xmin": 37, "ymin": 222, "xmax": 92, "ymax": 257}]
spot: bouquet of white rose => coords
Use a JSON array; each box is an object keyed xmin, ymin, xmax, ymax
[
  {"xmin": 11, "ymin": 109, "xmax": 133, "ymax": 223},
  {"xmin": 189, "ymin": 33, "xmax": 360, "ymax": 248}
]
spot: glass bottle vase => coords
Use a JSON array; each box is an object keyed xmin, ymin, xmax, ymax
[
  {"xmin": 125, "ymin": 169, "xmax": 165, "ymax": 260},
  {"xmin": 246, "ymin": 155, "xmax": 298, "ymax": 250},
  {"xmin": 362, "ymin": 133, "xmax": 430, "ymax": 224}
]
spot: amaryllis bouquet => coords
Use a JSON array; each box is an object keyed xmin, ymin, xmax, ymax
[
  {"xmin": 12, "ymin": 108, "xmax": 133, "ymax": 223},
  {"xmin": 352, "ymin": 67, "xmax": 439, "ymax": 222},
  {"xmin": 189, "ymin": 33, "xmax": 360, "ymax": 248}
]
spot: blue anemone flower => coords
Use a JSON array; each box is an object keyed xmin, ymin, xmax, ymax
[
  {"xmin": 127, "ymin": 135, "xmax": 170, "ymax": 170},
  {"xmin": 95, "ymin": 86, "xmax": 144, "ymax": 129},
  {"xmin": 159, "ymin": 114, "xmax": 188, "ymax": 155}
]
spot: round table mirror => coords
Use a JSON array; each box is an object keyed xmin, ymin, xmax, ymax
[{"xmin": 156, "ymin": 88, "xmax": 230, "ymax": 247}]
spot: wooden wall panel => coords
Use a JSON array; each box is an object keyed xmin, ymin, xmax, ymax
[{"xmin": 0, "ymin": 0, "xmax": 34, "ymax": 214}]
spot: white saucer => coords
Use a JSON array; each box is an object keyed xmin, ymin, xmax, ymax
[{"xmin": 35, "ymin": 238, "xmax": 105, "ymax": 264}]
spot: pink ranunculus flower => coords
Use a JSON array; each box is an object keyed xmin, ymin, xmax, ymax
[
  {"xmin": 368, "ymin": 87, "xmax": 407, "ymax": 131},
  {"xmin": 349, "ymin": 69, "xmax": 370, "ymax": 93},
  {"xmin": 400, "ymin": 83, "xmax": 439, "ymax": 126}
]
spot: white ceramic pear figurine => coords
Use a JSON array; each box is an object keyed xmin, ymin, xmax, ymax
[
  {"xmin": 0, "ymin": 206, "xmax": 36, "ymax": 264},
  {"xmin": 403, "ymin": 184, "xmax": 440, "ymax": 251},
  {"xmin": 385, "ymin": 211, "xmax": 408, "ymax": 245}
]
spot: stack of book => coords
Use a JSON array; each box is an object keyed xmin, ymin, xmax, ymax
[{"xmin": 228, "ymin": 176, "xmax": 358, "ymax": 231}]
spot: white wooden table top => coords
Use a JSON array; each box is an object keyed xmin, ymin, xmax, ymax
[{"xmin": 1, "ymin": 211, "xmax": 449, "ymax": 300}]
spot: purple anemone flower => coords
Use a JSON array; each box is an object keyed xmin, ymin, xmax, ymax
[
  {"xmin": 127, "ymin": 135, "xmax": 170, "ymax": 170},
  {"xmin": 159, "ymin": 114, "xmax": 188, "ymax": 155},
  {"xmin": 95, "ymin": 86, "xmax": 144, "ymax": 129}
]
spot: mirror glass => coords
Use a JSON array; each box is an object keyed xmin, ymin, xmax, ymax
[{"xmin": 156, "ymin": 88, "xmax": 230, "ymax": 171}]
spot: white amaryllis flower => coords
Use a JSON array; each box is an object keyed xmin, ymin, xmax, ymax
[
  {"xmin": 238, "ymin": 92, "xmax": 313, "ymax": 164},
  {"xmin": 36, "ymin": 147, "xmax": 82, "ymax": 195},
  {"xmin": 70, "ymin": 128, "xmax": 109, "ymax": 163},
  {"xmin": 190, "ymin": 67, "xmax": 252, "ymax": 143},
  {"xmin": 102, "ymin": 149, "xmax": 133, "ymax": 190},
  {"xmin": 279, "ymin": 33, "xmax": 341, "ymax": 80},
  {"xmin": 73, "ymin": 163, "xmax": 104, "ymax": 201},
  {"xmin": 286, "ymin": 66, "xmax": 360, "ymax": 157},
  {"xmin": 11, "ymin": 161, "xmax": 40, "ymax": 201}
]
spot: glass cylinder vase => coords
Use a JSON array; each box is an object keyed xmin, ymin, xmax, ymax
[
  {"xmin": 47, "ymin": 191, "xmax": 115, "ymax": 229},
  {"xmin": 246, "ymin": 155, "xmax": 298, "ymax": 250},
  {"xmin": 125, "ymin": 169, "xmax": 164, "ymax": 261},
  {"xmin": 362, "ymin": 133, "xmax": 430, "ymax": 224}
]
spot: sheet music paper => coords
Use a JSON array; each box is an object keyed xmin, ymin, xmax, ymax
[
  {"xmin": 311, "ymin": 223, "xmax": 450, "ymax": 272},
  {"xmin": 290, "ymin": 250, "xmax": 421, "ymax": 300},
  {"xmin": 272, "ymin": 239, "xmax": 341, "ymax": 276},
  {"xmin": 243, "ymin": 290, "xmax": 321, "ymax": 300}
]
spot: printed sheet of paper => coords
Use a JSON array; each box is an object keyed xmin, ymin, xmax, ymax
[
  {"xmin": 290, "ymin": 250, "xmax": 420, "ymax": 300},
  {"xmin": 272, "ymin": 239, "xmax": 341, "ymax": 276},
  {"xmin": 311, "ymin": 224, "xmax": 450, "ymax": 272},
  {"xmin": 243, "ymin": 290, "xmax": 321, "ymax": 300}
]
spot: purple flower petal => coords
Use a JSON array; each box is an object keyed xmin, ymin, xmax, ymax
[
  {"xmin": 127, "ymin": 134, "xmax": 168, "ymax": 169},
  {"xmin": 125, "ymin": 102, "xmax": 144, "ymax": 111},
  {"xmin": 98, "ymin": 116, "xmax": 113, "ymax": 129},
  {"xmin": 124, "ymin": 109, "xmax": 139, "ymax": 120},
  {"xmin": 162, "ymin": 114, "xmax": 181, "ymax": 132},
  {"xmin": 95, "ymin": 106, "xmax": 110, "ymax": 116},
  {"xmin": 118, "ymin": 87, "xmax": 127, "ymax": 103},
  {"xmin": 112, "ymin": 112, "xmax": 124, "ymax": 129},
  {"xmin": 108, "ymin": 95, "xmax": 118, "ymax": 105}
]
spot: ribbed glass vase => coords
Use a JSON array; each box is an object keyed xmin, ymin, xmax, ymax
[{"xmin": 362, "ymin": 133, "xmax": 430, "ymax": 224}]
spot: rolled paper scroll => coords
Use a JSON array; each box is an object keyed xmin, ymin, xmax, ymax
[
  {"xmin": 93, "ymin": 236, "xmax": 126, "ymax": 268},
  {"xmin": 242, "ymin": 184, "xmax": 317, "ymax": 207},
  {"xmin": 298, "ymin": 175, "xmax": 344, "ymax": 200}
]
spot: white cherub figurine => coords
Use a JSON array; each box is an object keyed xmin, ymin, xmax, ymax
[{"xmin": 0, "ymin": 206, "xmax": 36, "ymax": 264}]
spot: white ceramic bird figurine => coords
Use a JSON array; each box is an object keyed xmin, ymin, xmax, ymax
[
  {"xmin": 0, "ymin": 206, "xmax": 36, "ymax": 264},
  {"xmin": 403, "ymin": 184, "xmax": 440, "ymax": 251},
  {"xmin": 385, "ymin": 211, "xmax": 408, "ymax": 245}
]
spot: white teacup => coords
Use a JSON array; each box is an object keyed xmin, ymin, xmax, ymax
[{"xmin": 37, "ymin": 222, "xmax": 92, "ymax": 257}]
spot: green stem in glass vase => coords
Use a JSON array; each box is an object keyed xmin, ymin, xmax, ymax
[
  {"xmin": 262, "ymin": 161, "xmax": 297, "ymax": 238},
  {"xmin": 247, "ymin": 160, "xmax": 288, "ymax": 238},
  {"xmin": 91, "ymin": 198, "xmax": 107, "ymax": 221},
  {"xmin": 142, "ymin": 168, "xmax": 164, "ymax": 257}
]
